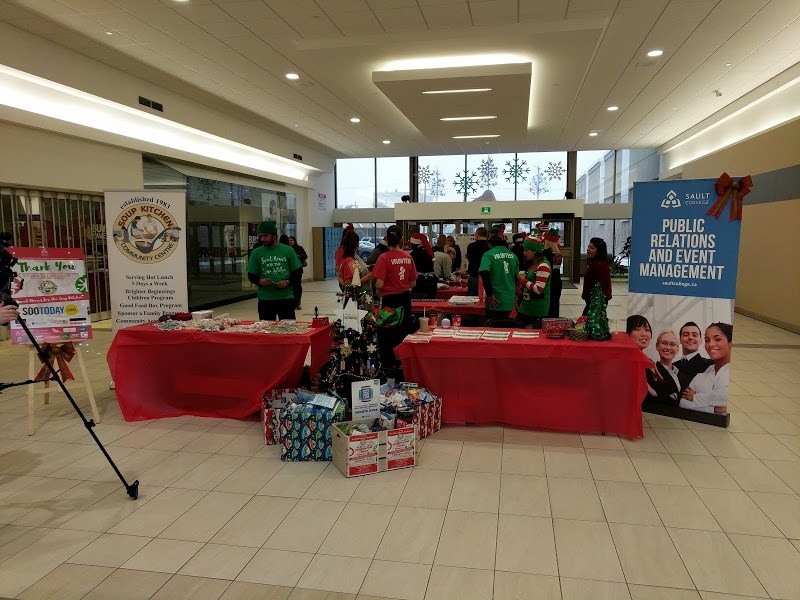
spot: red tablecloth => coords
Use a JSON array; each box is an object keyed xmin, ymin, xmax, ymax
[
  {"xmin": 433, "ymin": 300, "xmax": 486, "ymax": 317},
  {"xmin": 108, "ymin": 323, "xmax": 332, "ymax": 421},
  {"xmin": 411, "ymin": 301, "xmax": 440, "ymax": 315},
  {"xmin": 435, "ymin": 286, "xmax": 468, "ymax": 300},
  {"xmin": 395, "ymin": 331, "xmax": 649, "ymax": 438}
]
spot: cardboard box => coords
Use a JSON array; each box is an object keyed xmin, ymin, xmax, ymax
[
  {"xmin": 394, "ymin": 396, "xmax": 443, "ymax": 440},
  {"xmin": 332, "ymin": 419, "xmax": 417, "ymax": 477}
]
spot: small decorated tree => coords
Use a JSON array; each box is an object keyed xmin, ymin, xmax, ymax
[{"xmin": 585, "ymin": 282, "xmax": 612, "ymax": 341}]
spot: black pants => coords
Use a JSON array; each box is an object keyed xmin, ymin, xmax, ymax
[
  {"xmin": 377, "ymin": 291, "xmax": 412, "ymax": 369},
  {"xmin": 258, "ymin": 298, "xmax": 296, "ymax": 321},
  {"xmin": 485, "ymin": 308, "xmax": 511, "ymax": 325},
  {"xmin": 548, "ymin": 269, "xmax": 562, "ymax": 318},
  {"xmin": 517, "ymin": 313, "xmax": 543, "ymax": 329},
  {"xmin": 293, "ymin": 276, "xmax": 303, "ymax": 309}
]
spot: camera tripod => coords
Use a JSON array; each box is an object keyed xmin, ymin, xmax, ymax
[{"xmin": 3, "ymin": 315, "xmax": 139, "ymax": 499}]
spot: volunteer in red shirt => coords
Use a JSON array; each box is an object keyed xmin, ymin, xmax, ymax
[{"xmin": 372, "ymin": 227, "xmax": 417, "ymax": 370}]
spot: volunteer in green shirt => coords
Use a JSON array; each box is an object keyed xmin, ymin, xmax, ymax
[
  {"xmin": 516, "ymin": 236, "xmax": 552, "ymax": 329},
  {"xmin": 247, "ymin": 219, "xmax": 302, "ymax": 321},
  {"xmin": 479, "ymin": 227, "xmax": 519, "ymax": 324}
]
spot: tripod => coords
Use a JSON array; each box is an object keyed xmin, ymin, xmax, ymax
[{"xmin": 5, "ymin": 316, "xmax": 140, "ymax": 499}]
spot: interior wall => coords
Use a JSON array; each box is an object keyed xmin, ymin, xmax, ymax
[
  {"xmin": 0, "ymin": 120, "xmax": 143, "ymax": 192},
  {"xmin": 681, "ymin": 121, "xmax": 800, "ymax": 332}
]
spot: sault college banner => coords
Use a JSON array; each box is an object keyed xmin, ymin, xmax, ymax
[
  {"xmin": 629, "ymin": 179, "xmax": 742, "ymax": 427},
  {"xmin": 105, "ymin": 190, "xmax": 188, "ymax": 331}
]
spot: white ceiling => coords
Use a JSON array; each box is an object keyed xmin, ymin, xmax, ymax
[{"xmin": 1, "ymin": 0, "xmax": 799, "ymax": 159}]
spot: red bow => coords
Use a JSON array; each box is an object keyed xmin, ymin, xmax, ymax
[
  {"xmin": 707, "ymin": 172, "xmax": 753, "ymax": 221},
  {"xmin": 35, "ymin": 342, "xmax": 76, "ymax": 382}
]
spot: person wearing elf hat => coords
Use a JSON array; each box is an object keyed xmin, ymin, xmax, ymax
[
  {"xmin": 479, "ymin": 227, "xmax": 519, "ymax": 324},
  {"xmin": 541, "ymin": 225, "xmax": 563, "ymax": 317},
  {"xmin": 516, "ymin": 236, "xmax": 552, "ymax": 328},
  {"xmin": 247, "ymin": 219, "xmax": 302, "ymax": 321}
]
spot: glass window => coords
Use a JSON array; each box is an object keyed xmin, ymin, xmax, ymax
[
  {"xmin": 576, "ymin": 150, "xmax": 611, "ymax": 204},
  {"xmin": 620, "ymin": 149, "xmax": 659, "ymax": 204},
  {"xmin": 465, "ymin": 153, "xmax": 516, "ymax": 201},
  {"xmin": 515, "ymin": 152, "xmax": 568, "ymax": 200},
  {"xmin": 376, "ymin": 157, "xmax": 409, "ymax": 207},
  {"xmin": 418, "ymin": 155, "xmax": 467, "ymax": 202},
  {"xmin": 336, "ymin": 158, "xmax": 375, "ymax": 208}
]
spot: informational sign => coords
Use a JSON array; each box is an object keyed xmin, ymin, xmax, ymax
[
  {"xmin": 386, "ymin": 426, "xmax": 416, "ymax": 470},
  {"xmin": 318, "ymin": 193, "xmax": 327, "ymax": 210},
  {"xmin": 480, "ymin": 206, "xmax": 491, "ymax": 214},
  {"xmin": 9, "ymin": 247, "xmax": 92, "ymax": 344},
  {"xmin": 351, "ymin": 379, "xmax": 381, "ymax": 420},
  {"xmin": 347, "ymin": 431, "xmax": 379, "ymax": 477},
  {"xmin": 629, "ymin": 179, "xmax": 742, "ymax": 426},
  {"xmin": 104, "ymin": 190, "xmax": 188, "ymax": 331}
]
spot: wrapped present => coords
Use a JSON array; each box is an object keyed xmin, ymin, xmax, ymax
[
  {"xmin": 278, "ymin": 401, "xmax": 345, "ymax": 461},
  {"xmin": 260, "ymin": 389, "xmax": 298, "ymax": 445}
]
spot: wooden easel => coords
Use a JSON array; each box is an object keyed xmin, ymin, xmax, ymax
[{"xmin": 27, "ymin": 343, "xmax": 100, "ymax": 436}]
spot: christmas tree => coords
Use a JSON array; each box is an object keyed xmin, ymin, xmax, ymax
[
  {"xmin": 585, "ymin": 282, "xmax": 612, "ymax": 341},
  {"xmin": 318, "ymin": 285, "xmax": 383, "ymax": 400}
]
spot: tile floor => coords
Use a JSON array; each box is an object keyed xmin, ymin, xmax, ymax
[{"xmin": 0, "ymin": 280, "xmax": 799, "ymax": 599}]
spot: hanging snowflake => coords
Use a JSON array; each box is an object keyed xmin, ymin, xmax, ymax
[
  {"xmin": 453, "ymin": 169, "xmax": 479, "ymax": 196},
  {"xmin": 477, "ymin": 157, "xmax": 498, "ymax": 189},
  {"xmin": 545, "ymin": 161, "xmax": 565, "ymax": 181},
  {"xmin": 528, "ymin": 166, "xmax": 549, "ymax": 199},
  {"xmin": 418, "ymin": 165, "xmax": 432, "ymax": 201},
  {"xmin": 430, "ymin": 168, "xmax": 446, "ymax": 200},
  {"xmin": 503, "ymin": 157, "xmax": 530, "ymax": 184}
]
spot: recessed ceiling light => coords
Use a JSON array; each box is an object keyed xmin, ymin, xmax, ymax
[
  {"xmin": 589, "ymin": 132, "xmax": 599, "ymax": 137},
  {"xmin": 647, "ymin": 49, "xmax": 663, "ymax": 57},
  {"xmin": 382, "ymin": 140, "xmax": 391, "ymax": 144},
  {"xmin": 422, "ymin": 88, "xmax": 492, "ymax": 95},
  {"xmin": 350, "ymin": 117, "xmax": 361, "ymax": 123},
  {"xmin": 440, "ymin": 116, "xmax": 497, "ymax": 121},
  {"xmin": 293, "ymin": 123, "xmax": 299, "ymax": 127},
  {"xmin": 105, "ymin": 31, "xmax": 113, "ymax": 35},
  {"xmin": 383, "ymin": 53, "xmax": 526, "ymax": 71},
  {"xmin": 285, "ymin": 73, "xmax": 299, "ymax": 80},
  {"xmin": 607, "ymin": 105, "xmax": 619, "ymax": 111},
  {"xmin": 725, "ymin": 63, "xmax": 732, "ymax": 67},
  {"xmin": 452, "ymin": 134, "xmax": 500, "ymax": 139}
]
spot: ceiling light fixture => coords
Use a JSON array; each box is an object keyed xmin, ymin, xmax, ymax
[
  {"xmin": 382, "ymin": 53, "xmax": 526, "ymax": 72},
  {"xmin": 382, "ymin": 140, "xmax": 391, "ymax": 144},
  {"xmin": 285, "ymin": 73, "xmax": 299, "ymax": 80},
  {"xmin": 422, "ymin": 88, "xmax": 492, "ymax": 95},
  {"xmin": 440, "ymin": 116, "xmax": 497, "ymax": 121},
  {"xmin": 452, "ymin": 134, "xmax": 500, "ymax": 139},
  {"xmin": 725, "ymin": 63, "xmax": 732, "ymax": 67},
  {"xmin": 589, "ymin": 132, "xmax": 599, "ymax": 137},
  {"xmin": 607, "ymin": 105, "xmax": 619, "ymax": 111},
  {"xmin": 105, "ymin": 31, "xmax": 113, "ymax": 35},
  {"xmin": 350, "ymin": 117, "xmax": 361, "ymax": 123},
  {"xmin": 647, "ymin": 50, "xmax": 663, "ymax": 57}
]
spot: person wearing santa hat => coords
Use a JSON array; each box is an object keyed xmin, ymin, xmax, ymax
[{"xmin": 516, "ymin": 236, "xmax": 552, "ymax": 328}]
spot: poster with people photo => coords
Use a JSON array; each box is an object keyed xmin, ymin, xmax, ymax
[{"xmin": 629, "ymin": 178, "xmax": 745, "ymax": 428}]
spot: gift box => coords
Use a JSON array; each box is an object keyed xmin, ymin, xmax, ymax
[
  {"xmin": 277, "ymin": 401, "xmax": 345, "ymax": 461},
  {"xmin": 542, "ymin": 318, "xmax": 573, "ymax": 339},
  {"xmin": 391, "ymin": 389, "xmax": 442, "ymax": 440},
  {"xmin": 332, "ymin": 419, "xmax": 416, "ymax": 477},
  {"xmin": 260, "ymin": 389, "xmax": 297, "ymax": 445}
]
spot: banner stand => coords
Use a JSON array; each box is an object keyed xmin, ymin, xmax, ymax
[
  {"xmin": 26, "ymin": 343, "xmax": 99, "ymax": 436},
  {"xmin": 641, "ymin": 402, "xmax": 730, "ymax": 428}
]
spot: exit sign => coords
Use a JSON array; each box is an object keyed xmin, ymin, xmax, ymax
[{"xmin": 480, "ymin": 206, "xmax": 491, "ymax": 214}]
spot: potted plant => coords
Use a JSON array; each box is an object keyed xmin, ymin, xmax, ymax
[{"xmin": 610, "ymin": 236, "xmax": 631, "ymax": 280}]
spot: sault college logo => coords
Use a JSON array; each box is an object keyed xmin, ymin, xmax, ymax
[
  {"xmin": 112, "ymin": 200, "xmax": 182, "ymax": 264},
  {"xmin": 661, "ymin": 189, "xmax": 681, "ymax": 208}
]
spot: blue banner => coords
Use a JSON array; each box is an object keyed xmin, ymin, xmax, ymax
[{"xmin": 630, "ymin": 179, "xmax": 741, "ymax": 299}]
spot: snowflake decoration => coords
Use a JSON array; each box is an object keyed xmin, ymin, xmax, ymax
[
  {"xmin": 503, "ymin": 157, "xmax": 530, "ymax": 184},
  {"xmin": 418, "ymin": 165, "xmax": 432, "ymax": 201},
  {"xmin": 545, "ymin": 161, "xmax": 565, "ymax": 181},
  {"xmin": 477, "ymin": 157, "xmax": 498, "ymax": 189},
  {"xmin": 528, "ymin": 166, "xmax": 549, "ymax": 199},
  {"xmin": 366, "ymin": 343, "xmax": 377, "ymax": 353},
  {"xmin": 340, "ymin": 343, "xmax": 353, "ymax": 357},
  {"xmin": 430, "ymin": 168, "xmax": 446, "ymax": 200},
  {"xmin": 453, "ymin": 169, "xmax": 479, "ymax": 196}
]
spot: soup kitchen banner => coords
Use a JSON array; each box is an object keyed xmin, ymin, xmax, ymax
[
  {"xmin": 105, "ymin": 190, "xmax": 188, "ymax": 331},
  {"xmin": 628, "ymin": 176, "xmax": 749, "ymax": 428}
]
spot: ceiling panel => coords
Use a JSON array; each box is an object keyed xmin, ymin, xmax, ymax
[
  {"xmin": 421, "ymin": 3, "xmax": 472, "ymax": 28},
  {"xmin": 314, "ymin": 0, "xmax": 369, "ymax": 12},
  {"xmin": 282, "ymin": 14, "xmax": 341, "ymax": 38},
  {"xmin": 372, "ymin": 7, "xmax": 428, "ymax": 32},
  {"xmin": 520, "ymin": 0, "xmax": 567, "ymax": 20},
  {"xmin": 469, "ymin": 0, "xmax": 518, "ymax": 27},
  {"xmin": 219, "ymin": 1, "xmax": 278, "ymax": 21},
  {"xmin": 264, "ymin": 0, "xmax": 324, "ymax": 18},
  {"xmin": 327, "ymin": 11, "xmax": 383, "ymax": 36}
]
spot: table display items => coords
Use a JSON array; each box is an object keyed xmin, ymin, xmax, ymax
[
  {"xmin": 541, "ymin": 317, "xmax": 573, "ymax": 339},
  {"xmin": 566, "ymin": 315, "xmax": 589, "ymax": 341},
  {"xmin": 152, "ymin": 314, "xmax": 314, "ymax": 335},
  {"xmin": 332, "ymin": 419, "xmax": 417, "ymax": 477},
  {"xmin": 584, "ymin": 282, "xmax": 612, "ymax": 341}
]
